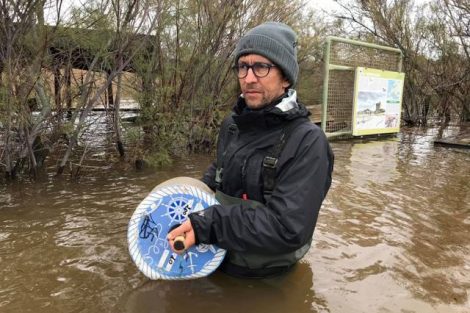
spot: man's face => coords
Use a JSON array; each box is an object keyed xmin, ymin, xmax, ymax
[{"xmin": 237, "ymin": 54, "xmax": 290, "ymax": 110}]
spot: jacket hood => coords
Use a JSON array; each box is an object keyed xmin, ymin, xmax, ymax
[{"xmin": 232, "ymin": 89, "xmax": 310, "ymax": 131}]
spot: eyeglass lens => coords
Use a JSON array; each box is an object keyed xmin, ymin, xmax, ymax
[{"xmin": 234, "ymin": 63, "xmax": 275, "ymax": 78}]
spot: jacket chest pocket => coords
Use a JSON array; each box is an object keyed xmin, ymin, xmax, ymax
[{"xmin": 242, "ymin": 150, "xmax": 269, "ymax": 203}]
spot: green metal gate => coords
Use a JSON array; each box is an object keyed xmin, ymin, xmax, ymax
[{"xmin": 321, "ymin": 36, "xmax": 403, "ymax": 138}]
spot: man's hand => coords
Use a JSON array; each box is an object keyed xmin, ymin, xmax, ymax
[{"xmin": 167, "ymin": 219, "xmax": 196, "ymax": 253}]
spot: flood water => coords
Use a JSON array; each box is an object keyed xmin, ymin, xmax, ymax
[{"xmin": 1, "ymin": 126, "xmax": 469, "ymax": 313}]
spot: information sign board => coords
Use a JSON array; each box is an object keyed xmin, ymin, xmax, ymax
[{"xmin": 352, "ymin": 67, "xmax": 405, "ymax": 136}]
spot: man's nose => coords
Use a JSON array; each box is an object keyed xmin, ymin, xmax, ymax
[{"xmin": 244, "ymin": 68, "xmax": 258, "ymax": 83}]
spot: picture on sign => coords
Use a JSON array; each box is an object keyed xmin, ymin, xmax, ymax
[{"xmin": 352, "ymin": 67, "xmax": 405, "ymax": 136}]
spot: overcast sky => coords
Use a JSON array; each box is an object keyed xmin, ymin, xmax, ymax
[{"xmin": 307, "ymin": 0, "xmax": 342, "ymax": 12}]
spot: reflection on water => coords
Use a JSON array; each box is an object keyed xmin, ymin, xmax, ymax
[
  {"xmin": 0, "ymin": 126, "xmax": 469, "ymax": 313},
  {"xmin": 348, "ymin": 139, "xmax": 400, "ymax": 187}
]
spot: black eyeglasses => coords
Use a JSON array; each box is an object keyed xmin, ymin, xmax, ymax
[{"xmin": 232, "ymin": 62, "xmax": 277, "ymax": 79}]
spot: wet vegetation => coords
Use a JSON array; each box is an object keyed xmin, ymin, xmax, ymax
[{"xmin": 0, "ymin": 0, "xmax": 468, "ymax": 181}]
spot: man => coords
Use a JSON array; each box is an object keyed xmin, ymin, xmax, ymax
[{"xmin": 168, "ymin": 22, "xmax": 334, "ymax": 278}]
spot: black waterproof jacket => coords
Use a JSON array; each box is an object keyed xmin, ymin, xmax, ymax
[{"xmin": 189, "ymin": 90, "xmax": 334, "ymax": 276}]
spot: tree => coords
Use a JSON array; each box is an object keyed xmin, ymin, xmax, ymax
[
  {"xmin": 129, "ymin": 0, "xmax": 309, "ymax": 165},
  {"xmin": 0, "ymin": 0, "xmax": 58, "ymax": 178},
  {"xmin": 333, "ymin": 0, "xmax": 469, "ymax": 125},
  {"xmin": 0, "ymin": 0, "xmax": 322, "ymax": 179},
  {"xmin": 55, "ymin": 0, "xmax": 158, "ymax": 175},
  {"xmin": 442, "ymin": 0, "xmax": 470, "ymax": 121}
]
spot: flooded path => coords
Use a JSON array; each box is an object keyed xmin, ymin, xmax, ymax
[{"xmin": 0, "ymin": 126, "xmax": 469, "ymax": 313}]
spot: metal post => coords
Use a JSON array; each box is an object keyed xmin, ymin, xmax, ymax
[
  {"xmin": 398, "ymin": 51, "xmax": 403, "ymax": 72},
  {"xmin": 326, "ymin": 36, "xmax": 402, "ymax": 54},
  {"xmin": 321, "ymin": 38, "xmax": 331, "ymax": 132}
]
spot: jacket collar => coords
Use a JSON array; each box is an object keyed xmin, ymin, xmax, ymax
[{"xmin": 232, "ymin": 89, "xmax": 309, "ymax": 132}]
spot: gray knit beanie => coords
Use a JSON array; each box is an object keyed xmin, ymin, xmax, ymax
[{"xmin": 234, "ymin": 22, "xmax": 298, "ymax": 87}]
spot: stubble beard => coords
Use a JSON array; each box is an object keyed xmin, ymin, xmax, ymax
[{"xmin": 244, "ymin": 92, "xmax": 271, "ymax": 110}]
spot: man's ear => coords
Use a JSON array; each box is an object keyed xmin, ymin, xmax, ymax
[{"xmin": 282, "ymin": 78, "xmax": 290, "ymax": 89}]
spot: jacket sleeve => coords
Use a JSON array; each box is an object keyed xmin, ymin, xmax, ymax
[{"xmin": 190, "ymin": 126, "xmax": 334, "ymax": 254}]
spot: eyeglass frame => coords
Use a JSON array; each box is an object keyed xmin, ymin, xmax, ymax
[{"xmin": 232, "ymin": 62, "xmax": 277, "ymax": 79}]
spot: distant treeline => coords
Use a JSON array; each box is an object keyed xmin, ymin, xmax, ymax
[{"xmin": 0, "ymin": 0, "xmax": 468, "ymax": 180}]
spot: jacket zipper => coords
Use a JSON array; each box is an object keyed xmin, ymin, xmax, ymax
[{"xmin": 241, "ymin": 157, "xmax": 249, "ymax": 199}]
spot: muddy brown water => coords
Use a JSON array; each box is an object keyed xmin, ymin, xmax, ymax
[{"xmin": 1, "ymin": 126, "xmax": 469, "ymax": 313}]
